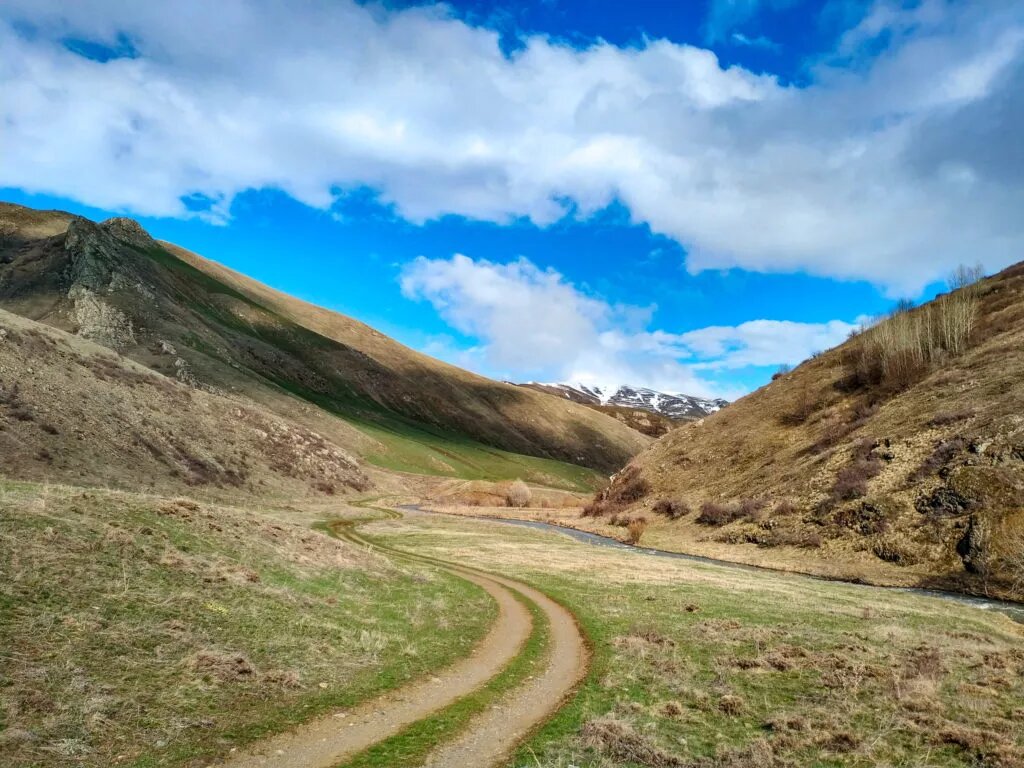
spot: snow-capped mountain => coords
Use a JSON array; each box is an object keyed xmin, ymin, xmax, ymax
[{"xmin": 519, "ymin": 382, "xmax": 727, "ymax": 420}]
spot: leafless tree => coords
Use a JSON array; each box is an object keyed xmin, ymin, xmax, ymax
[{"xmin": 505, "ymin": 479, "xmax": 531, "ymax": 508}]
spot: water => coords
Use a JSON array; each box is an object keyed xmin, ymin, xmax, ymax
[{"xmin": 400, "ymin": 506, "xmax": 1024, "ymax": 624}]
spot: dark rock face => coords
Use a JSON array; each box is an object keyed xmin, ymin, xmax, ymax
[
  {"xmin": 957, "ymin": 515, "xmax": 990, "ymax": 574},
  {"xmin": 915, "ymin": 486, "xmax": 975, "ymax": 517}
]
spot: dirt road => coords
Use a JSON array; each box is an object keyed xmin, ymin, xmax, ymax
[{"xmin": 216, "ymin": 511, "xmax": 588, "ymax": 768}]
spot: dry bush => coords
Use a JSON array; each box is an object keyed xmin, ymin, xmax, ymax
[
  {"xmin": 774, "ymin": 499, "xmax": 797, "ymax": 516},
  {"xmin": 718, "ymin": 694, "xmax": 746, "ymax": 716},
  {"xmin": 927, "ymin": 409, "xmax": 975, "ymax": 427},
  {"xmin": 626, "ymin": 517, "xmax": 648, "ymax": 545},
  {"xmin": 738, "ymin": 498, "xmax": 767, "ymax": 521},
  {"xmin": 829, "ymin": 439, "xmax": 883, "ymax": 503},
  {"xmin": 652, "ymin": 499, "xmax": 690, "ymax": 521},
  {"xmin": 581, "ymin": 716, "xmax": 686, "ymax": 767},
  {"xmin": 910, "ymin": 437, "xmax": 968, "ymax": 482},
  {"xmin": 505, "ymin": 479, "xmax": 531, "ymax": 508},
  {"xmin": 696, "ymin": 501, "xmax": 743, "ymax": 526},
  {"xmin": 608, "ymin": 466, "xmax": 651, "ymax": 505},
  {"xmin": 582, "ymin": 465, "xmax": 650, "ymax": 518},
  {"xmin": 779, "ymin": 385, "xmax": 819, "ymax": 427}
]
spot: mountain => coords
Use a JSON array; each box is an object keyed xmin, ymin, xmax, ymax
[
  {"xmin": 0, "ymin": 202, "xmax": 648, "ymax": 486},
  {"xmin": 519, "ymin": 382, "xmax": 726, "ymax": 434},
  {"xmin": 587, "ymin": 263, "xmax": 1024, "ymax": 599}
]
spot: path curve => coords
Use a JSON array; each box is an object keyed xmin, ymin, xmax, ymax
[{"xmin": 217, "ymin": 512, "xmax": 589, "ymax": 768}]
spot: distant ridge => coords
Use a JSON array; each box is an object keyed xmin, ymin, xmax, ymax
[{"xmin": 519, "ymin": 382, "xmax": 727, "ymax": 421}]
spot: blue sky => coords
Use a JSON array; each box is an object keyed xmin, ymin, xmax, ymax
[{"xmin": 2, "ymin": 1, "xmax": 1022, "ymax": 399}]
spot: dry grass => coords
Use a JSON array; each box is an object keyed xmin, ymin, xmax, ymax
[{"xmin": 584, "ymin": 259, "xmax": 1024, "ymax": 597}]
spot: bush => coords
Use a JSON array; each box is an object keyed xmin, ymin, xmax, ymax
[
  {"xmin": 652, "ymin": 499, "xmax": 689, "ymax": 521},
  {"xmin": 505, "ymin": 479, "xmax": 531, "ymax": 508},
  {"xmin": 696, "ymin": 501, "xmax": 743, "ymax": 526},
  {"xmin": 774, "ymin": 499, "xmax": 797, "ymax": 516},
  {"xmin": 738, "ymin": 498, "xmax": 767, "ymax": 520},
  {"xmin": 910, "ymin": 437, "xmax": 968, "ymax": 482},
  {"xmin": 829, "ymin": 439, "xmax": 884, "ymax": 502},
  {"xmin": 626, "ymin": 517, "xmax": 648, "ymax": 545},
  {"xmin": 926, "ymin": 409, "xmax": 975, "ymax": 428},
  {"xmin": 779, "ymin": 386, "xmax": 818, "ymax": 427},
  {"xmin": 607, "ymin": 466, "xmax": 650, "ymax": 505}
]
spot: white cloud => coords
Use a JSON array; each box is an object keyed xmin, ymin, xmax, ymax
[
  {"xmin": 400, "ymin": 254, "xmax": 855, "ymax": 397},
  {"xmin": 731, "ymin": 32, "xmax": 781, "ymax": 51},
  {"xmin": 2, "ymin": 0, "xmax": 1024, "ymax": 292}
]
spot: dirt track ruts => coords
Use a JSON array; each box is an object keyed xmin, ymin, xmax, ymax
[{"xmin": 216, "ymin": 511, "xmax": 588, "ymax": 768}]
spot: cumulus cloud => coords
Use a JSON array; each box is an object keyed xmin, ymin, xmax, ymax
[
  {"xmin": 400, "ymin": 254, "xmax": 856, "ymax": 397},
  {"xmin": 2, "ymin": 0, "xmax": 1024, "ymax": 292}
]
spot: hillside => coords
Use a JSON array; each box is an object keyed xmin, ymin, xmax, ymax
[
  {"xmin": 588, "ymin": 263, "xmax": 1024, "ymax": 598},
  {"xmin": 0, "ymin": 308, "xmax": 368, "ymax": 496},
  {"xmin": 0, "ymin": 202, "xmax": 647, "ymax": 484}
]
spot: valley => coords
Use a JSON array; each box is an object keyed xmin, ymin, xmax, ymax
[{"xmin": 2, "ymin": 202, "xmax": 1023, "ymax": 768}]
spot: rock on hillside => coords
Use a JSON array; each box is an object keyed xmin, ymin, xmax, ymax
[{"xmin": 588, "ymin": 263, "xmax": 1024, "ymax": 599}]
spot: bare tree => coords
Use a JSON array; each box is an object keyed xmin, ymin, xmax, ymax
[
  {"xmin": 947, "ymin": 263, "xmax": 985, "ymax": 293},
  {"xmin": 505, "ymin": 479, "xmax": 531, "ymax": 508}
]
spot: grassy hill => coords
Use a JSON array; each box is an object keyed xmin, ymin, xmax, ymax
[
  {"xmin": 0, "ymin": 202, "xmax": 647, "ymax": 489},
  {"xmin": 588, "ymin": 262, "xmax": 1024, "ymax": 598}
]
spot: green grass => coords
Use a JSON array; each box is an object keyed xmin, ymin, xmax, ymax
[
  {"xmin": 369, "ymin": 515, "xmax": 1024, "ymax": 768},
  {"xmin": 354, "ymin": 416, "xmax": 604, "ymax": 491},
  {"xmin": 0, "ymin": 485, "xmax": 497, "ymax": 768}
]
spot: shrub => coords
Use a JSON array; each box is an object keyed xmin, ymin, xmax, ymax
[
  {"xmin": 738, "ymin": 498, "xmax": 767, "ymax": 521},
  {"xmin": 696, "ymin": 501, "xmax": 743, "ymax": 526},
  {"xmin": 505, "ymin": 479, "xmax": 531, "ymax": 508},
  {"xmin": 926, "ymin": 409, "xmax": 975, "ymax": 428},
  {"xmin": 779, "ymin": 386, "xmax": 818, "ymax": 427},
  {"xmin": 830, "ymin": 439, "xmax": 883, "ymax": 502},
  {"xmin": 626, "ymin": 517, "xmax": 648, "ymax": 545},
  {"xmin": 652, "ymin": 499, "xmax": 690, "ymax": 521},
  {"xmin": 772, "ymin": 364, "xmax": 791, "ymax": 381},
  {"xmin": 607, "ymin": 466, "xmax": 650, "ymax": 505},
  {"xmin": 910, "ymin": 437, "xmax": 968, "ymax": 482},
  {"xmin": 774, "ymin": 499, "xmax": 797, "ymax": 516}
]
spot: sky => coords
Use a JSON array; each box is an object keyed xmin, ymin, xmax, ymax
[{"xmin": 2, "ymin": 0, "xmax": 1022, "ymax": 400}]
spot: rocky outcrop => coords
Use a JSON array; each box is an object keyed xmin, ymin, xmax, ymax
[
  {"xmin": 100, "ymin": 217, "xmax": 158, "ymax": 250},
  {"xmin": 68, "ymin": 284, "xmax": 136, "ymax": 348}
]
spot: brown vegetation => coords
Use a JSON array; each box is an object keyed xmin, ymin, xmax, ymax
[{"xmin": 576, "ymin": 259, "xmax": 1024, "ymax": 596}]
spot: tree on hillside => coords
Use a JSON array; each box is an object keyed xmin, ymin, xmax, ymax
[{"xmin": 506, "ymin": 479, "xmax": 531, "ymax": 508}]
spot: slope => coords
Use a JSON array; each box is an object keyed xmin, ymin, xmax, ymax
[
  {"xmin": 588, "ymin": 262, "xmax": 1024, "ymax": 598},
  {"xmin": 0, "ymin": 202, "xmax": 647, "ymax": 485}
]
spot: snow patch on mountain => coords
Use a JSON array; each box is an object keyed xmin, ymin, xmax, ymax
[{"xmin": 525, "ymin": 382, "xmax": 727, "ymax": 420}]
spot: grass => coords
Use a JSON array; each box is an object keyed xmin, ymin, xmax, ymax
[
  {"xmin": 355, "ymin": 416, "xmax": 604, "ymax": 491},
  {"xmin": 0, "ymin": 485, "xmax": 496, "ymax": 767},
  {"xmin": 367, "ymin": 513, "xmax": 1024, "ymax": 768},
  {"xmin": 325, "ymin": 503, "xmax": 553, "ymax": 767}
]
